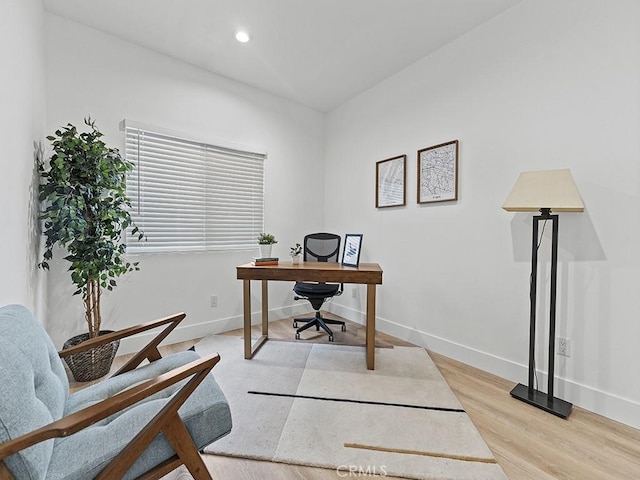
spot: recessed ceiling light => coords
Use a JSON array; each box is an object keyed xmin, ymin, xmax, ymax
[{"xmin": 235, "ymin": 31, "xmax": 251, "ymax": 43}]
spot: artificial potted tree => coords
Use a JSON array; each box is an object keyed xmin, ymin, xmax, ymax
[
  {"xmin": 38, "ymin": 118, "xmax": 143, "ymax": 381},
  {"xmin": 258, "ymin": 232, "xmax": 277, "ymax": 258}
]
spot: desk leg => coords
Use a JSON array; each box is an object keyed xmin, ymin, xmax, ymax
[
  {"xmin": 243, "ymin": 279, "xmax": 252, "ymax": 359},
  {"xmin": 262, "ymin": 280, "xmax": 269, "ymax": 337},
  {"xmin": 366, "ymin": 283, "xmax": 376, "ymax": 370},
  {"xmin": 243, "ymin": 279, "xmax": 269, "ymax": 360}
]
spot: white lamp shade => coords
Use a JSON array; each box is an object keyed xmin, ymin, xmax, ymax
[{"xmin": 502, "ymin": 168, "xmax": 584, "ymax": 212}]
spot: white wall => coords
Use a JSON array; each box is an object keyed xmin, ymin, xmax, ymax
[
  {"xmin": 0, "ymin": 0, "xmax": 46, "ymax": 317},
  {"xmin": 44, "ymin": 14, "xmax": 325, "ymax": 349},
  {"xmin": 38, "ymin": 1, "xmax": 640, "ymax": 428},
  {"xmin": 325, "ymin": 0, "xmax": 640, "ymax": 428}
]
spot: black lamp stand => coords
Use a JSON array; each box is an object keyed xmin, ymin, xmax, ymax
[{"xmin": 510, "ymin": 208, "xmax": 573, "ymax": 418}]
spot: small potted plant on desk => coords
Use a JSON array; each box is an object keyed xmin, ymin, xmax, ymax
[
  {"xmin": 258, "ymin": 232, "xmax": 277, "ymax": 258},
  {"xmin": 290, "ymin": 243, "xmax": 302, "ymax": 264}
]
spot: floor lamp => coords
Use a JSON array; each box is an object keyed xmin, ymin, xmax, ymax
[{"xmin": 503, "ymin": 169, "xmax": 584, "ymax": 418}]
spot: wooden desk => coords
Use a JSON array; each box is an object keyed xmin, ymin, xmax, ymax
[{"xmin": 236, "ymin": 261, "xmax": 383, "ymax": 370}]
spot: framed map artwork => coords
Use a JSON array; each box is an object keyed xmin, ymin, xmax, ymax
[
  {"xmin": 375, "ymin": 155, "xmax": 406, "ymax": 208},
  {"xmin": 417, "ymin": 140, "xmax": 459, "ymax": 204}
]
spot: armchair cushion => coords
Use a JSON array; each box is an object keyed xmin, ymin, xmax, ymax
[
  {"xmin": 0, "ymin": 305, "xmax": 69, "ymax": 480},
  {"xmin": 52, "ymin": 351, "xmax": 231, "ymax": 480}
]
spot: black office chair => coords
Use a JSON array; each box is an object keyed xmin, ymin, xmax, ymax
[{"xmin": 292, "ymin": 232, "xmax": 346, "ymax": 342}]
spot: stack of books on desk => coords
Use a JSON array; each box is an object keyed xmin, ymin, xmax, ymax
[{"xmin": 252, "ymin": 257, "xmax": 279, "ymax": 265}]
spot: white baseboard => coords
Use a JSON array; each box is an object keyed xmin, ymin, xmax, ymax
[
  {"xmin": 118, "ymin": 303, "xmax": 311, "ymax": 355},
  {"xmin": 327, "ymin": 303, "xmax": 640, "ymax": 430}
]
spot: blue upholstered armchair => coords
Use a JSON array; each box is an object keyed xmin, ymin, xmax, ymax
[{"xmin": 0, "ymin": 305, "xmax": 232, "ymax": 480}]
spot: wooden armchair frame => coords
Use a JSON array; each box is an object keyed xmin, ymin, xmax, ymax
[
  {"xmin": 58, "ymin": 312, "xmax": 187, "ymax": 376},
  {"xmin": 0, "ymin": 312, "xmax": 218, "ymax": 480}
]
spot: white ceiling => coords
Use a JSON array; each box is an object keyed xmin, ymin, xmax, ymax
[{"xmin": 43, "ymin": 0, "xmax": 521, "ymax": 112}]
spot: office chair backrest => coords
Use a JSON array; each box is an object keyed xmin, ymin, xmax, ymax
[{"xmin": 304, "ymin": 233, "xmax": 341, "ymax": 262}]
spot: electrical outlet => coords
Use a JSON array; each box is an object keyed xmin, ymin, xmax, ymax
[
  {"xmin": 558, "ymin": 337, "xmax": 570, "ymax": 357},
  {"xmin": 210, "ymin": 295, "xmax": 218, "ymax": 308},
  {"xmin": 351, "ymin": 287, "xmax": 357, "ymax": 298}
]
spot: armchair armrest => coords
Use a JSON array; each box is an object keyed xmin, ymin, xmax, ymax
[
  {"xmin": 0, "ymin": 353, "xmax": 220, "ymax": 462},
  {"xmin": 58, "ymin": 312, "xmax": 186, "ymax": 376}
]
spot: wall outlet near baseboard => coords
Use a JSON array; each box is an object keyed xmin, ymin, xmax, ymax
[
  {"xmin": 558, "ymin": 337, "xmax": 570, "ymax": 357},
  {"xmin": 210, "ymin": 295, "xmax": 218, "ymax": 308}
]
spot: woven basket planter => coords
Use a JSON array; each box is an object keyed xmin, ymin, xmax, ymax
[{"xmin": 62, "ymin": 331, "xmax": 120, "ymax": 382}]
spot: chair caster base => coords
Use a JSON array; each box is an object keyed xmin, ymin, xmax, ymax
[{"xmin": 293, "ymin": 314, "xmax": 344, "ymax": 342}]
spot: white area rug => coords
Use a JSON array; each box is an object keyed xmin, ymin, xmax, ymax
[{"xmin": 196, "ymin": 335, "xmax": 507, "ymax": 480}]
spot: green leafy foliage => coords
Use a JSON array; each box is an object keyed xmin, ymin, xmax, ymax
[
  {"xmin": 38, "ymin": 118, "xmax": 143, "ymax": 337},
  {"xmin": 258, "ymin": 232, "xmax": 277, "ymax": 245}
]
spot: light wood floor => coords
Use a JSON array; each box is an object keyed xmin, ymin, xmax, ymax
[{"xmin": 104, "ymin": 315, "xmax": 640, "ymax": 480}]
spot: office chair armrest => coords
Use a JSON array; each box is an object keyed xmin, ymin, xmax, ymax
[{"xmin": 58, "ymin": 313, "xmax": 186, "ymax": 376}]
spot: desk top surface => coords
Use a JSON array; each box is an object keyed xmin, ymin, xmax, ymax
[{"xmin": 236, "ymin": 261, "xmax": 382, "ymax": 284}]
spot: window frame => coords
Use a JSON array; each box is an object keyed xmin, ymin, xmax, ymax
[{"xmin": 122, "ymin": 120, "xmax": 266, "ymax": 254}]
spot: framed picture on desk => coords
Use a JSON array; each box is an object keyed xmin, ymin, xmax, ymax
[{"xmin": 342, "ymin": 234, "xmax": 363, "ymax": 267}]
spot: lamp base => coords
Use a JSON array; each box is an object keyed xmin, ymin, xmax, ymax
[{"xmin": 510, "ymin": 383, "xmax": 572, "ymax": 418}]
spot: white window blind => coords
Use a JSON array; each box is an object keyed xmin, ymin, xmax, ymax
[{"xmin": 124, "ymin": 124, "xmax": 265, "ymax": 253}]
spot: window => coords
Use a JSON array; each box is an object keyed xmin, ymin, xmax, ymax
[{"xmin": 124, "ymin": 122, "xmax": 265, "ymax": 253}]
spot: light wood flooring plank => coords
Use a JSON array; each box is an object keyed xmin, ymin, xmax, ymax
[{"xmin": 430, "ymin": 350, "xmax": 640, "ymax": 480}]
